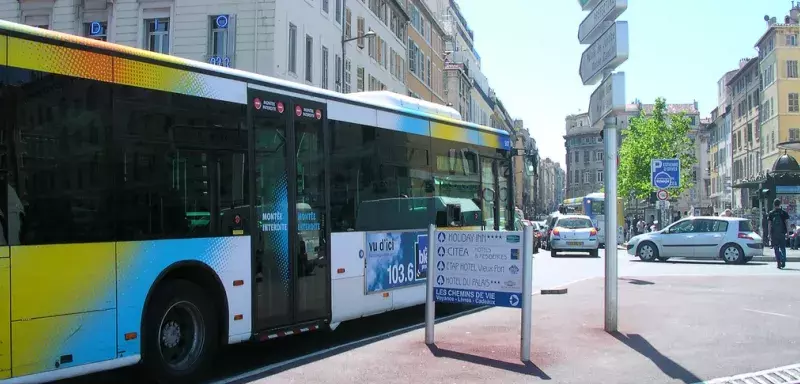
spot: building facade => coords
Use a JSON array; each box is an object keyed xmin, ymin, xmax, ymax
[
  {"xmin": 564, "ymin": 112, "xmax": 600, "ymax": 199},
  {"xmin": 564, "ymin": 102, "xmax": 702, "ymax": 212},
  {"xmin": 538, "ymin": 158, "xmax": 557, "ymax": 213},
  {"xmin": 1, "ymin": 0, "xmax": 410, "ymax": 94},
  {"xmin": 756, "ymin": 8, "xmax": 800, "ymax": 172},
  {"xmin": 405, "ymin": 0, "xmax": 444, "ymax": 103},
  {"xmin": 729, "ymin": 57, "xmax": 762, "ymax": 210}
]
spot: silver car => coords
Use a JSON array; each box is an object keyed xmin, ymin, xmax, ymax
[
  {"xmin": 626, "ymin": 216, "xmax": 763, "ymax": 264},
  {"xmin": 549, "ymin": 214, "xmax": 600, "ymax": 257}
]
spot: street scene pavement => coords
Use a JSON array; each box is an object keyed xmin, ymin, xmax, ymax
[
  {"xmin": 234, "ymin": 271, "xmax": 800, "ymax": 384},
  {"xmin": 60, "ymin": 250, "xmax": 800, "ymax": 384}
]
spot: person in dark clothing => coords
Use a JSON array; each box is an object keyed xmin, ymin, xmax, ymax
[{"xmin": 767, "ymin": 198, "xmax": 789, "ymax": 269}]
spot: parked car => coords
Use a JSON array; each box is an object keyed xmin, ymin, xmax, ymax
[
  {"xmin": 549, "ymin": 214, "xmax": 600, "ymax": 257},
  {"xmin": 626, "ymin": 216, "xmax": 763, "ymax": 264},
  {"xmin": 514, "ymin": 218, "xmax": 539, "ymax": 254}
]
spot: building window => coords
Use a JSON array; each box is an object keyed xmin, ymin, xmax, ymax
[
  {"xmin": 322, "ymin": 46, "xmax": 329, "ymax": 89},
  {"xmin": 208, "ymin": 15, "xmax": 234, "ymax": 67},
  {"xmin": 790, "ymin": 92, "xmax": 799, "ymax": 113},
  {"xmin": 144, "ymin": 18, "xmax": 170, "ymax": 54},
  {"xmin": 357, "ymin": 66, "xmax": 365, "ymax": 91},
  {"xmin": 357, "ymin": 17, "xmax": 365, "ymax": 49},
  {"xmin": 788, "ymin": 60, "xmax": 798, "ymax": 78},
  {"xmin": 345, "ymin": 8, "xmax": 352, "ymax": 39},
  {"xmin": 791, "ymin": 128, "xmax": 800, "ymax": 141},
  {"xmin": 322, "ymin": 0, "xmax": 329, "ymax": 13},
  {"xmin": 344, "ymin": 59, "xmax": 352, "ymax": 93},
  {"xmin": 597, "ymin": 170, "xmax": 604, "ymax": 183},
  {"xmin": 305, "ymin": 35, "xmax": 313, "ymax": 82},
  {"xmin": 84, "ymin": 21, "xmax": 108, "ymax": 41},
  {"xmin": 335, "ymin": 54, "xmax": 342, "ymax": 92},
  {"xmin": 288, "ymin": 23, "xmax": 297, "ymax": 74},
  {"xmin": 23, "ymin": 14, "xmax": 50, "ymax": 29},
  {"xmin": 335, "ymin": 0, "xmax": 342, "ymax": 23},
  {"xmin": 787, "ymin": 33, "xmax": 798, "ymax": 46}
]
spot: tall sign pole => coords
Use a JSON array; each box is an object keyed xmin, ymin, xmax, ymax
[{"xmin": 577, "ymin": 0, "xmax": 628, "ymax": 333}]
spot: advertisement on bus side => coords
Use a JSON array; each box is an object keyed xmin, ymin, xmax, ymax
[{"xmin": 365, "ymin": 230, "xmax": 428, "ymax": 294}]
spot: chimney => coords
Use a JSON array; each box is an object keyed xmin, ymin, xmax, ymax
[
  {"xmin": 792, "ymin": 1, "xmax": 800, "ymax": 23},
  {"xmin": 694, "ymin": 100, "xmax": 699, "ymax": 112}
]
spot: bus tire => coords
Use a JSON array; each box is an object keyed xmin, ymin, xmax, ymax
[{"xmin": 143, "ymin": 279, "xmax": 219, "ymax": 384}]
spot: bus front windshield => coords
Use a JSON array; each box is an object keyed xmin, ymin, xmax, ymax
[{"xmin": 589, "ymin": 199, "xmax": 605, "ymax": 215}]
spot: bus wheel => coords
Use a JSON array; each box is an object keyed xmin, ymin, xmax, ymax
[{"xmin": 144, "ymin": 279, "xmax": 219, "ymax": 384}]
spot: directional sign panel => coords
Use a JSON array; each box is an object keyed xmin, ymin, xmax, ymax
[
  {"xmin": 578, "ymin": 0, "xmax": 603, "ymax": 11},
  {"xmin": 589, "ymin": 72, "xmax": 625, "ymax": 127},
  {"xmin": 579, "ymin": 21, "xmax": 629, "ymax": 86},
  {"xmin": 433, "ymin": 230, "xmax": 524, "ymax": 308},
  {"xmin": 578, "ymin": 0, "xmax": 628, "ymax": 44},
  {"xmin": 651, "ymin": 159, "xmax": 681, "ymax": 189}
]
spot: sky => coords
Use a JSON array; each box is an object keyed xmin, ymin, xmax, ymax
[{"xmin": 455, "ymin": 0, "xmax": 789, "ymax": 170}]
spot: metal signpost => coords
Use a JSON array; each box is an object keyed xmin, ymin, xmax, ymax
[
  {"xmin": 579, "ymin": 22, "xmax": 629, "ymax": 86},
  {"xmin": 651, "ymin": 159, "xmax": 681, "ymax": 189},
  {"xmin": 578, "ymin": 0, "xmax": 628, "ymax": 44},
  {"xmin": 577, "ymin": 0, "xmax": 628, "ymax": 333},
  {"xmin": 589, "ymin": 72, "xmax": 626, "ymax": 127},
  {"xmin": 425, "ymin": 224, "xmax": 534, "ymax": 362}
]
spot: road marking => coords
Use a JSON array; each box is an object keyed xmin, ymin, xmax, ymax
[
  {"xmin": 743, "ymin": 308, "xmax": 797, "ymax": 319},
  {"xmin": 213, "ymin": 277, "xmax": 595, "ymax": 384},
  {"xmin": 696, "ymin": 362, "xmax": 800, "ymax": 384}
]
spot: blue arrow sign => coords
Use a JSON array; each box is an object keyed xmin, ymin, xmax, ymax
[{"xmin": 651, "ymin": 158, "xmax": 680, "ymax": 189}]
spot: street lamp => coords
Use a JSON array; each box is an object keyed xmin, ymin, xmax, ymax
[{"xmin": 340, "ymin": 29, "xmax": 376, "ymax": 92}]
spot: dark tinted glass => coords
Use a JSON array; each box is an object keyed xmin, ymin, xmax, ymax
[
  {"xmin": 113, "ymin": 85, "xmax": 248, "ymax": 241},
  {"xmin": 329, "ymin": 122, "xmax": 432, "ymax": 232},
  {"xmin": 2, "ymin": 67, "xmax": 114, "ymax": 245},
  {"xmin": 738, "ymin": 220, "xmax": 753, "ymax": 232}
]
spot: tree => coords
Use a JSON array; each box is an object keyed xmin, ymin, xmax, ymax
[{"xmin": 618, "ymin": 97, "xmax": 697, "ymax": 199}]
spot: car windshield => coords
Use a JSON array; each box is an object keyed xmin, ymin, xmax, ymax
[{"xmin": 557, "ymin": 218, "xmax": 593, "ymax": 229}]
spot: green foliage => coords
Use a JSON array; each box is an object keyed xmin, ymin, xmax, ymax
[{"xmin": 618, "ymin": 97, "xmax": 697, "ymax": 199}]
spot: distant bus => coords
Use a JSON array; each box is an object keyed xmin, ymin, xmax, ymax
[{"xmin": 563, "ymin": 193, "xmax": 624, "ymax": 246}]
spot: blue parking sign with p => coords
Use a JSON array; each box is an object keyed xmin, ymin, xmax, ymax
[{"xmin": 651, "ymin": 159, "xmax": 680, "ymax": 189}]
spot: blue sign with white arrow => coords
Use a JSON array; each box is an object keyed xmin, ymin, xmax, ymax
[{"xmin": 651, "ymin": 158, "xmax": 680, "ymax": 189}]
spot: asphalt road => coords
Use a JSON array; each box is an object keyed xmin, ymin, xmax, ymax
[{"xmin": 54, "ymin": 249, "xmax": 798, "ymax": 384}]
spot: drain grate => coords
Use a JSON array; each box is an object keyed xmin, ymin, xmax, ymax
[{"xmin": 699, "ymin": 363, "xmax": 800, "ymax": 384}]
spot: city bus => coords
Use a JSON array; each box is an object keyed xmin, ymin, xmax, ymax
[
  {"xmin": 563, "ymin": 193, "xmax": 624, "ymax": 246},
  {"xmin": 0, "ymin": 20, "xmax": 515, "ymax": 383}
]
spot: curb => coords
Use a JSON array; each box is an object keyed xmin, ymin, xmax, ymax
[
  {"xmin": 540, "ymin": 288, "xmax": 568, "ymax": 295},
  {"xmin": 751, "ymin": 256, "xmax": 800, "ymax": 262}
]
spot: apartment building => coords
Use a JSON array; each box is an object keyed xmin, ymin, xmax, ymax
[
  {"xmin": 729, "ymin": 57, "xmax": 762, "ymax": 210},
  {"xmin": 564, "ymin": 112, "xmax": 599, "ymax": 199},
  {"xmin": 756, "ymin": 7, "xmax": 800, "ymax": 170},
  {"xmin": 707, "ymin": 105, "xmax": 733, "ymax": 212},
  {"xmin": 538, "ymin": 158, "xmax": 558, "ymax": 213},
  {"xmin": 1, "ymin": 0, "xmax": 409, "ymax": 93},
  {"xmin": 404, "ymin": 0, "xmax": 444, "ymax": 103}
]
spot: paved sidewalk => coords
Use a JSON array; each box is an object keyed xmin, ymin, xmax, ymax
[{"xmin": 240, "ymin": 275, "xmax": 800, "ymax": 384}]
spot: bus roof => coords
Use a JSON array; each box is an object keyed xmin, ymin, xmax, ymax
[{"xmin": 0, "ymin": 20, "xmax": 510, "ymax": 149}]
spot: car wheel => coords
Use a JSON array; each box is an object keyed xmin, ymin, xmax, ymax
[
  {"xmin": 589, "ymin": 249, "xmax": 598, "ymax": 258},
  {"xmin": 551, "ymin": 249, "xmax": 557, "ymax": 258},
  {"xmin": 637, "ymin": 241, "xmax": 658, "ymax": 262},
  {"xmin": 720, "ymin": 243, "xmax": 744, "ymax": 264}
]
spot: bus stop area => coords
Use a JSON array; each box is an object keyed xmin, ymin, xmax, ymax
[{"xmin": 230, "ymin": 274, "xmax": 800, "ymax": 384}]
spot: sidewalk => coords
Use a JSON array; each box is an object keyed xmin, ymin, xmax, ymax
[{"xmin": 241, "ymin": 275, "xmax": 800, "ymax": 384}]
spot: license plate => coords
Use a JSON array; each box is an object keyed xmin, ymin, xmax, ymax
[{"xmin": 567, "ymin": 241, "xmax": 583, "ymax": 246}]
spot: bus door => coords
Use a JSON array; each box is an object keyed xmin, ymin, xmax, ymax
[{"xmin": 248, "ymin": 88, "xmax": 330, "ymax": 332}]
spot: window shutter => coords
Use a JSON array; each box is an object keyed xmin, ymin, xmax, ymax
[{"xmin": 227, "ymin": 15, "xmax": 237, "ymax": 66}]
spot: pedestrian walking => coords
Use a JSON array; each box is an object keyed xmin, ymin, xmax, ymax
[{"xmin": 767, "ymin": 198, "xmax": 789, "ymax": 269}]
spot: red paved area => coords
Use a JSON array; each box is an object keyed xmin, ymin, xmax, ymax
[{"xmin": 242, "ymin": 275, "xmax": 800, "ymax": 384}]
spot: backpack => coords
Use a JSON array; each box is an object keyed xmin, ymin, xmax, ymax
[{"xmin": 771, "ymin": 209, "xmax": 787, "ymax": 236}]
